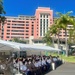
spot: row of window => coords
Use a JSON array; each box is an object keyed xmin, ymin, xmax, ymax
[
  {"xmin": 11, "ymin": 33, "xmax": 24, "ymax": 35},
  {"xmin": 7, "ymin": 26, "xmax": 25, "ymax": 29},
  {"xmin": 40, "ymin": 14, "xmax": 49, "ymax": 18},
  {"xmin": 11, "ymin": 30, "xmax": 24, "ymax": 32},
  {"xmin": 7, "ymin": 26, "xmax": 30, "ymax": 29},
  {"xmin": 7, "ymin": 20, "xmax": 35, "ymax": 23},
  {"xmin": 7, "ymin": 30, "xmax": 29, "ymax": 32},
  {"xmin": 6, "ymin": 32, "xmax": 39, "ymax": 36},
  {"xmin": 7, "ymin": 24, "xmax": 36, "ymax": 27},
  {"xmin": 6, "ymin": 36, "xmax": 29, "ymax": 38}
]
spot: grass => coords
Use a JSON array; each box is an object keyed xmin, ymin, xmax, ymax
[
  {"xmin": 60, "ymin": 55, "xmax": 75, "ymax": 63},
  {"xmin": 49, "ymin": 52, "xmax": 75, "ymax": 63}
]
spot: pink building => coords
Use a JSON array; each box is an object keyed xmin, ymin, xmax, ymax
[{"xmin": 0, "ymin": 7, "xmax": 53, "ymax": 41}]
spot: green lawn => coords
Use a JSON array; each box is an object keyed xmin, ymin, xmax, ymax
[
  {"xmin": 50, "ymin": 53, "xmax": 75, "ymax": 63},
  {"xmin": 60, "ymin": 55, "xmax": 75, "ymax": 63}
]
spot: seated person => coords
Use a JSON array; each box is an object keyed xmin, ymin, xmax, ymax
[{"xmin": 20, "ymin": 61, "xmax": 27, "ymax": 75}]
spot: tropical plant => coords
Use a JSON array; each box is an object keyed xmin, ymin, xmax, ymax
[
  {"xmin": 12, "ymin": 38, "xmax": 26, "ymax": 44},
  {"xmin": 43, "ymin": 23, "xmax": 61, "ymax": 48},
  {"xmin": 43, "ymin": 31, "xmax": 52, "ymax": 46},
  {"xmin": 49, "ymin": 24, "xmax": 60, "ymax": 48},
  {"xmin": 0, "ymin": 0, "xmax": 6, "ymax": 23},
  {"xmin": 56, "ymin": 11, "xmax": 74, "ymax": 56},
  {"xmin": 68, "ymin": 28, "xmax": 74, "ymax": 44},
  {"xmin": 43, "ymin": 17, "xmax": 62, "ymax": 48}
]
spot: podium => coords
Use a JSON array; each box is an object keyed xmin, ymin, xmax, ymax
[{"xmin": 51, "ymin": 63, "xmax": 55, "ymax": 70}]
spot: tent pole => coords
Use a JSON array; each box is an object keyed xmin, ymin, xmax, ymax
[
  {"xmin": 40, "ymin": 51, "xmax": 41, "ymax": 56},
  {"xmin": 17, "ymin": 47, "xmax": 20, "ymax": 74}
]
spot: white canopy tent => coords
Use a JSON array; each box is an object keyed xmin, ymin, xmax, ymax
[
  {"xmin": 0, "ymin": 39, "xmax": 61, "ymax": 52},
  {"xmin": 71, "ymin": 45, "xmax": 75, "ymax": 48},
  {"xmin": 0, "ymin": 40, "xmax": 61, "ymax": 75}
]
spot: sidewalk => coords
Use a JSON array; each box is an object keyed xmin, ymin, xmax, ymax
[{"xmin": 46, "ymin": 63, "xmax": 75, "ymax": 75}]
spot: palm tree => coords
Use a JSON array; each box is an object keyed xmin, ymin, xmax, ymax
[
  {"xmin": 43, "ymin": 31, "xmax": 52, "ymax": 46},
  {"xmin": 0, "ymin": 0, "xmax": 6, "ymax": 39},
  {"xmin": 0, "ymin": 0, "xmax": 6, "ymax": 23},
  {"xmin": 49, "ymin": 24, "xmax": 60, "ymax": 48},
  {"xmin": 43, "ymin": 19, "xmax": 62, "ymax": 50},
  {"xmin": 56, "ymin": 11, "xmax": 74, "ymax": 56},
  {"xmin": 68, "ymin": 28, "xmax": 74, "ymax": 44}
]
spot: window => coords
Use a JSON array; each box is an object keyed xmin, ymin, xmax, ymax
[
  {"xmin": 47, "ymin": 19, "xmax": 48, "ymax": 22},
  {"xmin": 1, "ymin": 33, "xmax": 4, "ymax": 35},
  {"xmin": 40, "ymin": 14, "xmax": 42, "ymax": 18},
  {"xmin": 32, "ymin": 25, "xmax": 34, "ymax": 26},
  {"xmin": 1, "ymin": 36, "xmax": 3, "ymax": 38},
  {"xmin": 12, "ymin": 21, "xmax": 25, "ymax": 23},
  {"xmin": 26, "ymin": 37, "xmax": 29, "ymax": 38},
  {"xmin": 26, "ymin": 30, "xmax": 29, "ymax": 32},
  {"xmin": 12, "ymin": 30, "xmax": 24, "ymax": 32},
  {"xmin": 31, "ymin": 34, "xmax": 33, "ymax": 36},
  {"xmin": 50, "ymin": 19, "xmax": 52, "ymax": 21},
  {"xmin": 44, "ymin": 19, "xmax": 45, "ymax": 24},
  {"xmin": 32, "ymin": 27, "xmax": 34, "ymax": 29},
  {"xmin": 26, "ymin": 21, "xmax": 29, "ymax": 23},
  {"xmin": 7, "ymin": 23, "xmax": 10, "ymax": 25},
  {"xmin": 26, "ymin": 27, "xmax": 29, "ymax": 29},
  {"xmin": 2, "ymin": 29, "xmax": 4, "ymax": 31},
  {"xmin": 44, "ymin": 15, "xmax": 45, "ymax": 18},
  {"xmin": 26, "ymin": 19, "xmax": 29, "ymax": 20},
  {"xmin": 7, "ymin": 20, "xmax": 11, "ymax": 22},
  {"xmin": 11, "ymin": 33, "xmax": 24, "ymax": 35},
  {"xmin": 50, "ymin": 22, "xmax": 52, "ymax": 24},
  {"xmin": 47, "ymin": 19, "xmax": 48, "ymax": 24},
  {"xmin": 7, "ymin": 30, "xmax": 10, "ymax": 31},
  {"xmin": 40, "ymin": 19, "xmax": 42, "ymax": 24},
  {"xmin": 34, "ymin": 41, "xmax": 38, "ymax": 43},
  {"xmin": 39, "ymin": 41, "xmax": 43, "ymax": 43},
  {"xmin": 7, "ymin": 26, "xmax": 10, "ymax": 28},
  {"xmin": 26, "ymin": 34, "xmax": 29, "ymax": 35},
  {"xmin": 47, "ymin": 15, "xmax": 48, "ymax": 18},
  {"xmin": 26, "ymin": 24, "xmax": 29, "ymax": 26},
  {"xmin": 59, "ymin": 35, "xmax": 62, "ymax": 36},
  {"xmin": 32, "ymin": 22, "xmax": 34, "ymax": 23},
  {"xmin": 7, "ymin": 33, "xmax": 10, "ymax": 35},
  {"xmin": 7, "ymin": 36, "xmax": 10, "ymax": 38}
]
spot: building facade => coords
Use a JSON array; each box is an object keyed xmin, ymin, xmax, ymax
[{"xmin": 0, "ymin": 7, "xmax": 53, "ymax": 41}]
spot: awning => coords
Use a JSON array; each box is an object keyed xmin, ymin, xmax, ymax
[
  {"xmin": 71, "ymin": 45, "xmax": 75, "ymax": 48},
  {"xmin": 0, "ymin": 40, "xmax": 61, "ymax": 52}
]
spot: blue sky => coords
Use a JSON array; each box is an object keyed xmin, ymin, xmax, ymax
[{"xmin": 3, "ymin": 0, "xmax": 75, "ymax": 16}]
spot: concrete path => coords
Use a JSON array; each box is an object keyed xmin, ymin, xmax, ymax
[{"xmin": 46, "ymin": 63, "xmax": 75, "ymax": 75}]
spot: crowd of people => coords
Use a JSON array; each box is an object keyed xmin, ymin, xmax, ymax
[{"xmin": 11, "ymin": 55, "xmax": 62, "ymax": 75}]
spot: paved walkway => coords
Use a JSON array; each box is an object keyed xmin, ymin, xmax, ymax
[
  {"xmin": 46, "ymin": 63, "xmax": 75, "ymax": 75},
  {"xmin": 4, "ymin": 63, "xmax": 75, "ymax": 75}
]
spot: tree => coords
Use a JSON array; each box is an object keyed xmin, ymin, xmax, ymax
[
  {"xmin": 49, "ymin": 24, "xmax": 59, "ymax": 47},
  {"xmin": 12, "ymin": 38, "xmax": 19, "ymax": 42},
  {"xmin": 43, "ymin": 23, "xmax": 60, "ymax": 48},
  {"xmin": 43, "ymin": 17, "xmax": 62, "ymax": 49},
  {"xmin": 56, "ymin": 11, "xmax": 74, "ymax": 56},
  {"xmin": 68, "ymin": 28, "xmax": 74, "ymax": 44},
  {"xmin": 0, "ymin": 0, "xmax": 6, "ymax": 23},
  {"xmin": 0, "ymin": 0, "xmax": 6, "ymax": 39},
  {"xmin": 43, "ymin": 31, "xmax": 52, "ymax": 46},
  {"xmin": 12, "ymin": 38, "xmax": 27, "ymax": 44}
]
